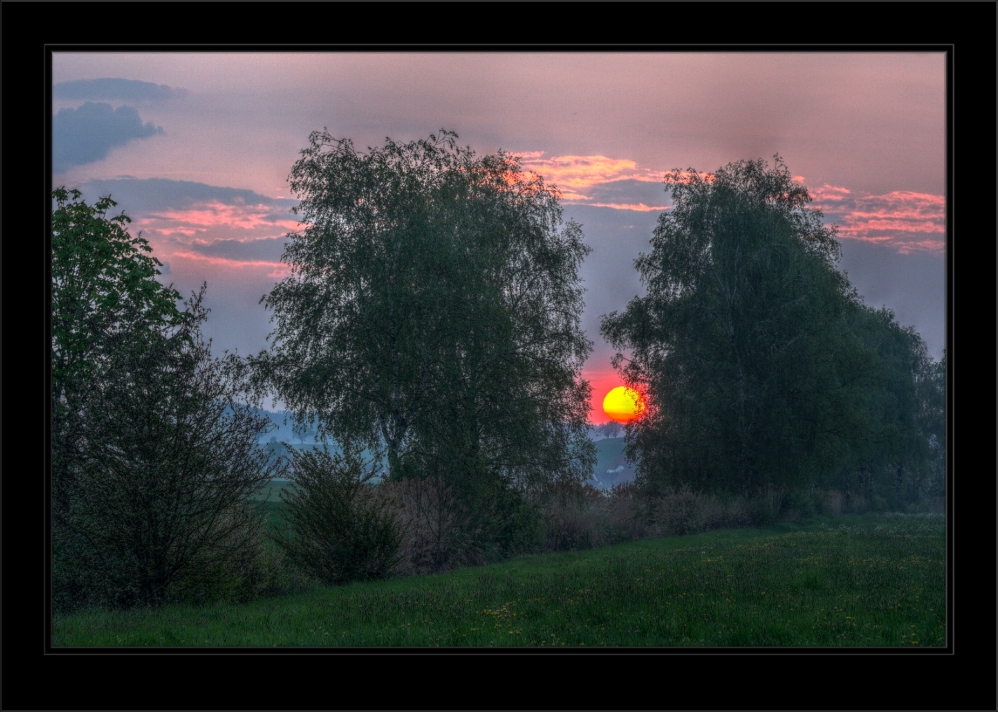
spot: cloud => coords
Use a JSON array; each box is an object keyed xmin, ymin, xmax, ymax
[
  {"xmin": 187, "ymin": 236, "xmax": 290, "ymax": 263},
  {"xmin": 518, "ymin": 154, "xmax": 665, "ymax": 201},
  {"xmin": 588, "ymin": 203, "xmax": 668, "ymax": 212},
  {"xmin": 135, "ymin": 201, "xmax": 299, "ymax": 239},
  {"xmin": 513, "ymin": 154, "xmax": 713, "ymax": 209},
  {"xmin": 54, "ymin": 78, "xmax": 188, "ymax": 102},
  {"xmin": 815, "ymin": 188, "xmax": 946, "ymax": 254},
  {"xmin": 510, "ymin": 153, "xmax": 685, "ymax": 210},
  {"xmin": 81, "ymin": 178, "xmax": 296, "ymax": 215},
  {"xmin": 584, "ymin": 179, "xmax": 673, "ymax": 212},
  {"xmin": 71, "ymin": 178, "xmax": 300, "ymax": 283},
  {"xmin": 810, "ymin": 183, "xmax": 852, "ymax": 202},
  {"xmin": 53, "ymin": 102, "xmax": 164, "ymax": 172},
  {"xmin": 170, "ymin": 251, "xmax": 291, "ymax": 280}
]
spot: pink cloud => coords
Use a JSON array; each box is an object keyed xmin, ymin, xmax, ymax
[
  {"xmin": 171, "ymin": 250, "xmax": 291, "ymax": 279},
  {"xmin": 811, "ymin": 183, "xmax": 852, "ymax": 202},
  {"xmin": 813, "ymin": 186, "xmax": 946, "ymax": 255},
  {"xmin": 588, "ymin": 202, "xmax": 669, "ymax": 212},
  {"xmin": 134, "ymin": 201, "xmax": 299, "ymax": 238},
  {"xmin": 896, "ymin": 239, "xmax": 946, "ymax": 255},
  {"xmin": 518, "ymin": 154, "xmax": 664, "ymax": 195},
  {"xmin": 837, "ymin": 219, "xmax": 945, "ymax": 235}
]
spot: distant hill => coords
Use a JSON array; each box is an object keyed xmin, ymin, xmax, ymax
[
  {"xmin": 225, "ymin": 407, "xmax": 319, "ymax": 443},
  {"xmin": 252, "ymin": 408, "xmax": 632, "ymax": 487},
  {"xmin": 592, "ymin": 437, "xmax": 636, "ymax": 488}
]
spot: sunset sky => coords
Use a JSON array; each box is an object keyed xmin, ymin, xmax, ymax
[{"xmin": 51, "ymin": 51, "xmax": 947, "ymax": 424}]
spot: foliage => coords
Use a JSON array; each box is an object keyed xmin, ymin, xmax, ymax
[
  {"xmin": 53, "ymin": 288, "xmax": 282, "ymax": 610},
  {"xmin": 273, "ymin": 446, "xmax": 403, "ymax": 586},
  {"xmin": 51, "ymin": 188, "xmax": 184, "ymax": 546},
  {"xmin": 601, "ymin": 156, "xmax": 880, "ymax": 498},
  {"xmin": 53, "ymin": 514, "xmax": 946, "ymax": 649},
  {"xmin": 255, "ymin": 129, "xmax": 596, "ymax": 547},
  {"xmin": 594, "ymin": 421, "xmax": 623, "ymax": 439},
  {"xmin": 51, "ymin": 187, "xmax": 182, "ymax": 400},
  {"xmin": 536, "ymin": 481, "xmax": 611, "ymax": 552},
  {"xmin": 832, "ymin": 305, "xmax": 943, "ymax": 507},
  {"xmin": 375, "ymin": 475, "xmax": 478, "ymax": 575},
  {"xmin": 915, "ymin": 349, "xmax": 946, "ymax": 500}
]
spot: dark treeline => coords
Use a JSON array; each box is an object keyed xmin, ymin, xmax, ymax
[
  {"xmin": 601, "ymin": 157, "xmax": 946, "ymax": 516},
  {"xmin": 51, "ymin": 140, "xmax": 944, "ymax": 613}
]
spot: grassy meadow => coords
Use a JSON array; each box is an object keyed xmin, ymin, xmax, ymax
[{"xmin": 52, "ymin": 512, "xmax": 945, "ymax": 648}]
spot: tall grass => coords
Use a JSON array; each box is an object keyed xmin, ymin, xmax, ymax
[{"xmin": 52, "ymin": 513, "xmax": 945, "ymax": 647}]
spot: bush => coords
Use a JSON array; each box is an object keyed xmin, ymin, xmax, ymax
[
  {"xmin": 538, "ymin": 481, "xmax": 610, "ymax": 552},
  {"xmin": 168, "ymin": 507, "xmax": 273, "ymax": 605},
  {"xmin": 274, "ymin": 446, "xmax": 403, "ymax": 586},
  {"xmin": 778, "ymin": 489, "xmax": 818, "ymax": 521},
  {"xmin": 375, "ymin": 476, "xmax": 479, "ymax": 575},
  {"xmin": 480, "ymin": 482, "xmax": 544, "ymax": 561},
  {"xmin": 52, "ymin": 289, "xmax": 281, "ymax": 611},
  {"xmin": 747, "ymin": 495, "xmax": 779, "ymax": 527},
  {"xmin": 607, "ymin": 482, "xmax": 651, "ymax": 543},
  {"xmin": 650, "ymin": 485, "xmax": 756, "ymax": 536}
]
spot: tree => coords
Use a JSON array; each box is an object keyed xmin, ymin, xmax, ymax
[
  {"xmin": 51, "ymin": 187, "xmax": 186, "ymax": 607},
  {"xmin": 52, "ymin": 187, "xmax": 182, "ymax": 427},
  {"xmin": 838, "ymin": 304, "xmax": 933, "ymax": 506},
  {"xmin": 601, "ymin": 157, "xmax": 878, "ymax": 499},
  {"xmin": 597, "ymin": 421, "xmax": 623, "ymax": 439},
  {"xmin": 56, "ymin": 288, "xmax": 283, "ymax": 609},
  {"xmin": 273, "ymin": 445, "xmax": 402, "ymax": 586},
  {"xmin": 254, "ymin": 130, "xmax": 595, "ymax": 542},
  {"xmin": 916, "ymin": 349, "xmax": 946, "ymax": 501}
]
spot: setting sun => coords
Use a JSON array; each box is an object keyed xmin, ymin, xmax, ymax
[{"xmin": 602, "ymin": 386, "xmax": 645, "ymax": 423}]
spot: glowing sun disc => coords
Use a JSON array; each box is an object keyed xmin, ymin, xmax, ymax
[{"xmin": 603, "ymin": 386, "xmax": 644, "ymax": 423}]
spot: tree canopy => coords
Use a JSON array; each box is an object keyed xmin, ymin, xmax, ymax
[
  {"xmin": 58, "ymin": 289, "xmax": 281, "ymax": 608},
  {"xmin": 255, "ymin": 130, "xmax": 596, "ymax": 526},
  {"xmin": 52, "ymin": 187, "xmax": 182, "ymax": 405},
  {"xmin": 52, "ymin": 187, "xmax": 184, "ymax": 521},
  {"xmin": 51, "ymin": 189, "xmax": 278, "ymax": 609},
  {"xmin": 601, "ymin": 157, "xmax": 880, "ymax": 497}
]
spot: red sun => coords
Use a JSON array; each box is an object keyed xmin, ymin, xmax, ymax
[{"xmin": 602, "ymin": 386, "xmax": 645, "ymax": 423}]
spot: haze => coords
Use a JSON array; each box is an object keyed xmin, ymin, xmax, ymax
[{"xmin": 51, "ymin": 51, "xmax": 947, "ymax": 423}]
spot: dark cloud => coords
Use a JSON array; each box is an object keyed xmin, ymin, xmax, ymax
[
  {"xmin": 78, "ymin": 178, "xmax": 298, "ymax": 221},
  {"xmin": 53, "ymin": 102, "xmax": 164, "ymax": 172},
  {"xmin": 564, "ymin": 202, "xmax": 945, "ymax": 374},
  {"xmin": 54, "ymin": 78, "xmax": 187, "ymax": 101},
  {"xmin": 188, "ymin": 236, "xmax": 289, "ymax": 262},
  {"xmin": 583, "ymin": 179, "xmax": 672, "ymax": 209}
]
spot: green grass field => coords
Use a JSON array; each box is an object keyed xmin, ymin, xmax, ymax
[{"xmin": 52, "ymin": 513, "xmax": 945, "ymax": 647}]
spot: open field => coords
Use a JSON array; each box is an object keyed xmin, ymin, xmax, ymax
[{"xmin": 52, "ymin": 513, "xmax": 945, "ymax": 647}]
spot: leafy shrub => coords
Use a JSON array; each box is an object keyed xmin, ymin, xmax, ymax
[
  {"xmin": 746, "ymin": 495, "xmax": 778, "ymax": 527},
  {"xmin": 274, "ymin": 446, "xmax": 403, "ymax": 586},
  {"xmin": 168, "ymin": 506, "xmax": 273, "ymax": 605},
  {"xmin": 537, "ymin": 481, "xmax": 611, "ymax": 552},
  {"xmin": 778, "ymin": 489, "xmax": 818, "ymax": 521},
  {"xmin": 480, "ymin": 482, "xmax": 544, "ymax": 560},
  {"xmin": 52, "ymin": 290, "xmax": 281, "ymax": 611},
  {"xmin": 374, "ymin": 476, "xmax": 479, "ymax": 575},
  {"xmin": 650, "ymin": 485, "xmax": 756, "ymax": 536},
  {"xmin": 607, "ymin": 481, "xmax": 651, "ymax": 543}
]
